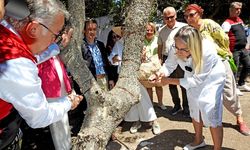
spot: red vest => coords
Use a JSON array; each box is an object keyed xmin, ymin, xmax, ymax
[
  {"xmin": 38, "ymin": 56, "xmax": 72, "ymax": 98},
  {"xmin": 0, "ymin": 24, "xmax": 36, "ymax": 120}
]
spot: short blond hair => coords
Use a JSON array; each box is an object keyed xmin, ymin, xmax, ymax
[{"xmin": 146, "ymin": 22, "xmax": 157, "ymax": 34}]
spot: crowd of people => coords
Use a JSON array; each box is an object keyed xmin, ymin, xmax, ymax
[{"xmin": 0, "ymin": 0, "xmax": 250, "ymax": 150}]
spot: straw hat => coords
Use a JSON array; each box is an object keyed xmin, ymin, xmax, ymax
[{"xmin": 112, "ymin": 26, "xmax": 122, "ymax": 37}]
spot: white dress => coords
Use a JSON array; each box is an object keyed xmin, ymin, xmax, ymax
[
  {"xmin": 161, "ymin": 39, "xmax": 226, "ymax": 127},
  {"xmin": 108, "ymin": 38, "xmax": 157, "ymax": 122},
  {"xmin": 124, "ymin": 82, "xmax": 157, "ymax": 122}
]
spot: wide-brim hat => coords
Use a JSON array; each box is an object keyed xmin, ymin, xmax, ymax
[
  {"xmin": 4, "ymin": 0, "xmax": 30, "ymax": 20},
  {"xmin": 112, "ymin": 26, "xmax": 122, "ymax": 37}
]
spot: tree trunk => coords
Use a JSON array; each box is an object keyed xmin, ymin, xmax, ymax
[{"xmin": 61, "ymin": 0, "xmax": 155, "ymax": 149}]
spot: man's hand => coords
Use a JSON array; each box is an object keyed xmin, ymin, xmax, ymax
[
  {"xmin": 59, "ymin": 28, "xmax": 73, "ymax": 48},
  {"xmin": 68, "ymin": 93, "xmax": 83, "ymax": 110},
  {"xmin": 149, "ymin": 73, "xmax": 171, "ymax": 86}
]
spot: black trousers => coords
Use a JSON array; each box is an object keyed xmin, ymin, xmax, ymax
[
  {"xmin": 233, "ymin": 49, "xmax": 250, "ymax": 86},
  {"xmin": 168, "ymin": 65, "xmax": 189, "ymax": 109},
  {"xmin": 0, "ymin": 111, "xmax": 22, "ymax": 150}
]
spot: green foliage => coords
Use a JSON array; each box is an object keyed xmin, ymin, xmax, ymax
[{"xmin": 61, "ymin": 0, "xmax": 249, "ymax": 25}]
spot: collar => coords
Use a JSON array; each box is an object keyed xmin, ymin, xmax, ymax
[{"xmin": 0, "ymin": 19, "xmax": 19, "ymax": 36}]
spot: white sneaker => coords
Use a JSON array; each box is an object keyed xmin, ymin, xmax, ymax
[
  {"xmin": 238, "ymin": 84, "xmax": 250, "ymax": 92},
  {"xmin": 236, "ymin": 88, "xmax": 244, "ymax": 96},
  {"xmin": 152, "ymin": 121, "xmax": 161, "ymax": 135},
  {"xmin": 130, "ymin": 121, "xmax": 141, "ymax": 134}
]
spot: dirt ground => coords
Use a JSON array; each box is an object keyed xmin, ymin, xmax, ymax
[
  {"xmin": 107, "ymin": 85, "xmax": 250, "ymax": 150},
  {"xmin": 21, "ymin": 85, "xmax": 250, "ymax": 150}
]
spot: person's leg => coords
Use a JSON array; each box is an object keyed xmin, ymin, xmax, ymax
[
  {"xmin": 169, "ymin": 66, "xmax": 181, "ymax": 115},
  {"xmin": 138, "ymin": 83, "xmax": 160, "ymax": 134},
  {"xmin": 155, "ymin": 86, "xmax": 163, "ymax": 106},
  {"xmin": 238, "ymin": 49, "xmax": 250, "ymax": 87},
  {"xmin": 210, "ymin": 126, "xmax": 223, "ymax": 150},
  {"xmin": 222, "ymin": 61, "xmax": 250, "ymax": 135},
  {"xmin": 146, "ymin": 88, "xmax": 153, "ymax": 103},
  {"xmin": 169, "ymin": 84, "xmax": 180, "ymax": 107},
  {"xmin": 176, "ymin": 66, "xmax": 189, "ymax": 116},
  {"xmin": 181, "ymin": 86, "xmax": 189, "ymax": 117},
  {"xmin": 191, "ymin": 119, "xmax": 204, "ymax": 145}
]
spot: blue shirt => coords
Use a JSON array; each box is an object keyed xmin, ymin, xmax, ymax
[{"xmin": 87, "ymin": 41, "xmax": 105, "ymax": 75}]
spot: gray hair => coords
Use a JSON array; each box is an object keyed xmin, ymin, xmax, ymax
[
  {"xmin": 163, "ymin": 7, "xmax": 176, "ymax": 15},
  {"xmin": 7, "ymin": 0, "xmax": 69, "ymax": 30},
  {"xmin": 230, "ymin": 1, "xmax": 242, "ymax": 9}
]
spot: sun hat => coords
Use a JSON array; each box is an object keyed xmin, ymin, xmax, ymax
[{"xmin": 112, "ymin": 26, "xmax": 122, "ymax": 37}]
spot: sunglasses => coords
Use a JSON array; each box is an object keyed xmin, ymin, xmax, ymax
[
  {"xmin": 163, "ymin": 15, "xmax": 175, "ymax": 20},
  {"xmin": 184, "ymin": 12, "xmax": 197, "ymax": 19}
]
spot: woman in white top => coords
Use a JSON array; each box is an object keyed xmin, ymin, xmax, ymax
[{"xmin": 150, "ymin": 26, "xmax": 226, "ymax": 150}]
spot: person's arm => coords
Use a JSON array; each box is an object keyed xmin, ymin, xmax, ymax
[
  {"xmin": 157, "ymin": 44, "xmax": 163, "ymax": 64},
  {"xmin": 0, "ymin": 0, "xmax": 4, "ymax": 19},
  {"xmin": 108, "ymin": 42, "xmax": 121, "ymax": 65},
  {"xmin": 0, "ymin": 58, "xmax": 81, "ymax": 128},
  {"xmin": 221, "ymin": 21, "xmax": 231, "ymax": 34},
  {"xmin": 149, "ymin": 46, "xmax": 178, "ymax": 85},
  {"xmin": 210, "ymin": 21, "xmax": 232, "ymax": 58}
]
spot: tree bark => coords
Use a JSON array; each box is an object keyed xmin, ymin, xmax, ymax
[{"xmin": 61, "ymin": 0, "xmax": 155, "ymax": 149}]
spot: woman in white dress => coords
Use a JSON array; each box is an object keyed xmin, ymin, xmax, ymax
[
  {"xmin": 108, "ymin": 26, "xmax": 160, "ymax": 135},
  {"xmin": 149, "ymin": 26, "xmax": 226, "ymax": 150}
]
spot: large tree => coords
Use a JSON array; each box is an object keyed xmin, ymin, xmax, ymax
[{"xmin": 60, "ymin": 0, "xmax": 156, "ymax": 149}]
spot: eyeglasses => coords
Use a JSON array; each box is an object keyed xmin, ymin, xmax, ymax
[
  {"xmin": 163, "ymin": 15, "xmax": 175, "ymax": 20},
  {"xmin": 173, "ymin": 44, "xmax": 189, "ymax": 52},
  {"xmin": 184, "ymin": 12, "xmax": 197, "ymax": 19},
  {"xmin": 37, "ymin": 22, "xmax": 64, "ymax": 43}
]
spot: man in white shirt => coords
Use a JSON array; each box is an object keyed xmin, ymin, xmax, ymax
[
  {"xmin": 157, "ymin": 7, "xmax": 189, "ymax": 116},
  {"xmin": 0, "ymin": 0, "xmax": 82, "ymax": 149}
]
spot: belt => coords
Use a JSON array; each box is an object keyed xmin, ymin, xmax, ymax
[{"xmin": 96, "ymin": 74, "xmax": 106, "ymax": 79}]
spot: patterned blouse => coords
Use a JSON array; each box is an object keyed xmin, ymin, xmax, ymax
[{"xmin": 199, "ymin": 19, "xmax": 231, "ymax": 59}]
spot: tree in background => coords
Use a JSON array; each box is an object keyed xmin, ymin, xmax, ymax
[
  {"xmin": 59, "ymin": 0, "xmax": 155, "ymax": 149},
  {"xmin": 57, "ymin": 0, "xmax": 249, "ymax": 149}
]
